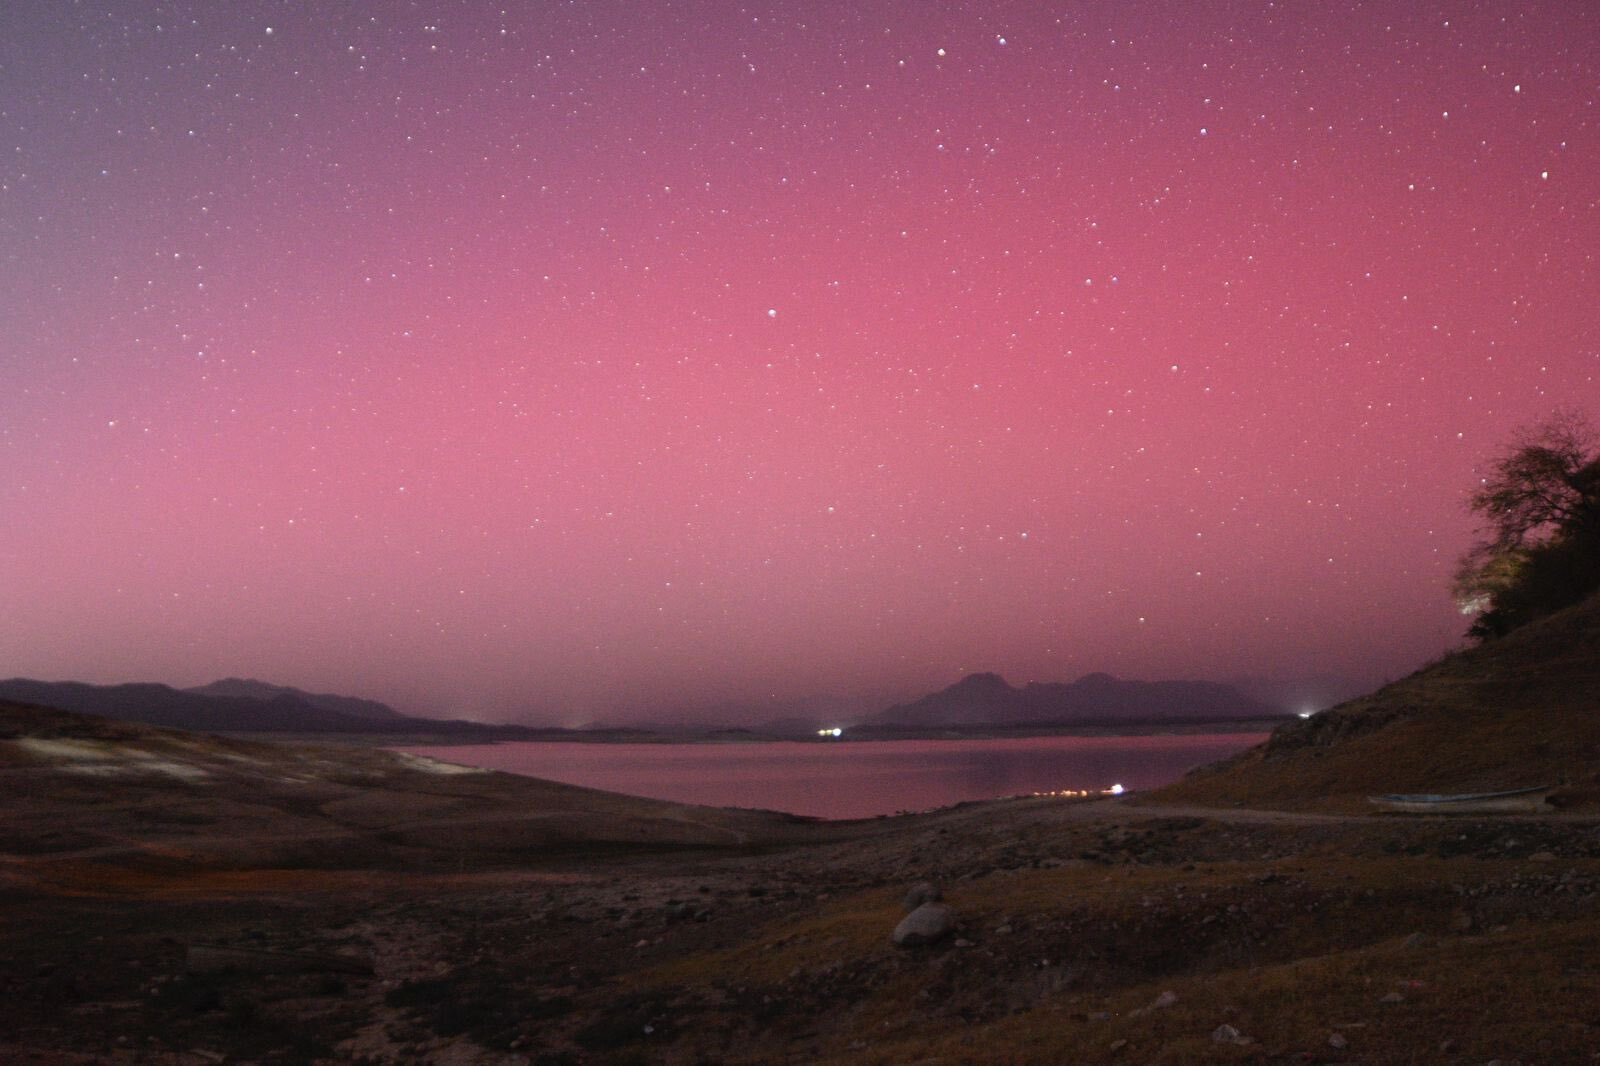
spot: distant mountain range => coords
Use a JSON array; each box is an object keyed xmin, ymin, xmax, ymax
[
  {"xmin": 0, "ymin": 670, "xmax": 1287, "ymax": 740},
  {"xmin": 870, "ymin": 672, "xmax": 1282, "ymax": 729},
  {"xmin": 0, "ymin": 678, "xmax": 584, "ymax": 740},
  {"xmin": 185, "ymin": 678, "xmax": 405, "ymax": 721}
]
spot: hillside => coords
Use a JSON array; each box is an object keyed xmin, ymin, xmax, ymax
[
  {"xmin": 0, "ymin": 678, "xmax": 406, "ymax": 735},
  {"xmin": 0, "ymin": 678, "xmax": 607, "ymax": 741},
  {"xmin": 0, "ymin": 699, "xmax": 822, "ymax": 870},
  {"xmin": 185, "ymin": 677, "xmax": 405, "ymax": 720},
  {"xmin": 1155, "ymin": 591, "xmax": 1600, "ymax": 813}
]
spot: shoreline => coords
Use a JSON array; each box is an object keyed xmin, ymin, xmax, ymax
[{"xmin": 234, "ymin": 715, "xmax": 1290, "ymax": 749}]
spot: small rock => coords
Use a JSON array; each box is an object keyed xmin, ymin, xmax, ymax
[
  {"xmin": 1329, "ymin": 1032, "xmax": 1348, "ymax": 1049},
  {"xmin": 954, "ymin": 938, "xmax": 973, "ymax": 948},
  {"xmin": 893, "ymin": 903, "xmax": 955, "ymax": 947},
  {"xmin": 903, "ymin": 881, "xmax": 943, "ymax": 911},
  {"xmin": 1211, "ymin": 1023, "xmax": 1244, "ymax": 1044},
  {"xmin": 1109, "ymin": 1038, "xmax": 1128, "ymax": 1052},
  {"xmin": 1129, "ymin": 990, "xmax": 1178, "ymax": 1017},
  {"xmin": 1448, "ymin": 910, "xmax": 1474, "ymax": 933},
  {"xmin": 1402, "ymin": 931, "xmax": 1429, "ymax": 948},
  {"xmin": 1380, "ymin": 991, "xmax": 1405, "ymax": 1004},
  {"xmin": 1529, "ymin": 851, "xmax": 1557, "ymax": 863}
]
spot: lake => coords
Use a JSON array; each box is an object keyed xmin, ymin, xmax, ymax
[{"xmin": 398, "ymin": 733, "xmax": 1266, "ymax": 820}]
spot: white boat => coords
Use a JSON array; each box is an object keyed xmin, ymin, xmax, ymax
[{"xmin": 1367, "ymin": 785, "xmax": 1553, "ymax": 814}]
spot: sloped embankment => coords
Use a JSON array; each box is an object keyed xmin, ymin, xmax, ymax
[
  {"xmin": 1153, "ymin": 592, "xmax": 1600, "ymax": 813},
  {"xmin": 0, "ymin": 699, "xmax": 822, "ymax": 878}
]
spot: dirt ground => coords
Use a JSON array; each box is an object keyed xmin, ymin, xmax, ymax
[
  {"xmin": 7, "ymin": 784, "xmax": 1600, "ymax": 1065},
  {"xmin": 9, "ymin": 699, "xmax": 1600, "ymax": 1063}
]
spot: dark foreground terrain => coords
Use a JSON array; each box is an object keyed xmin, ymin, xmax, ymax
[{"xmin": 6, "ymin": 695, "xmax": 1600, "ymax": 1064}]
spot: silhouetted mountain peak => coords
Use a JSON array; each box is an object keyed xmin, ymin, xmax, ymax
[
  {"xmin": 875, "ymin": 672, "xmax": 1023, "ymax": 728},
  {"xmin": 877, "ymin": 670, "xmax": 1280, "ymax": 727},
  {"xmin": 186, "ymin": 678, "xmax": 402, "ymax": 721},
  {"xmin": 951, "ymin": 672, "xmax": 1014, "ymax": 692}
]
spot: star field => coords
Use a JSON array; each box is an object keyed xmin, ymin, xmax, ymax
[{"xmin": 2, "ymin": 3, "xmax": 1597, "ymax": 722}]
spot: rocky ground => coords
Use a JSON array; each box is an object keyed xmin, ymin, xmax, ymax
[
  {"xmin": 8, "ymin": 699, "xmax": 1600, "ymax": 1063},
  {"xmin": 8, "ymin": 775, "xmax": 1600, "ymax": 1064}
]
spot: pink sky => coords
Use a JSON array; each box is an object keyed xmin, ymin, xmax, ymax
[{"xmin": 2, "ymin": 3, "xmax": 1596, "ymax": 723}]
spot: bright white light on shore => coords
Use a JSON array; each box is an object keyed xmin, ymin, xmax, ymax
[
  {"xmin": 1298, "ymin": 711, "xmax": 1314, "ymax": 719},
  {"xmin": 817, "ymin": 727, "xmax": 843, "ymax": 737},
  {"xmin": 1031, "ymin": 783, "xmax": 1127, "ymax": 799}
]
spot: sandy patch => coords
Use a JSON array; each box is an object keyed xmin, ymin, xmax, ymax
[
  {"xmin": 16, "ymin": 737, "xmax": 118, "ymax": 761},
  {"xmin": 389, "ymin": 752, "xmax": 488, "ymax": 775},
  {"xmin": 17, "ymin": 737, "xmax": 210, "ymax": 780}
]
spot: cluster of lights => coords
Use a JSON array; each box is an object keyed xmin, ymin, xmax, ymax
[
  {"xmin": 816, "ymin": 727, "xmax": 844, "ymax": 738},
  {"xmin": 1031, "ymin": 783, "xmax": 1125, "ymax": 798}
]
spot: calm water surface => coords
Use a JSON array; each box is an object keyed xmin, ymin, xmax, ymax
[{"xmin": 400, "ymin": 733, "xmax": 1265, "ymax": 820}]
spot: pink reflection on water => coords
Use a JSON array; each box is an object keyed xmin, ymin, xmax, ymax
[{"xmin": 399, "ymin": 733, "xmax": 1266, "ymax": 820}]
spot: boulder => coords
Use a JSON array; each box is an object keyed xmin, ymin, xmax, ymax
[
  {"xmin": 1211, "ymin": 1024, "xmax": 1250, "ymax": 1045},
  {"xmin": 893, "ymin": 903, "xmax": 955, "ymax": 947},
  {"xmin": 1130, "ymin": 990, "xmax": 1177, "ymax": 1016}
]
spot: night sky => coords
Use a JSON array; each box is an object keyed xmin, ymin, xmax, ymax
[{"xmin": 3, "ymin": 3, "xmax": 1596, "ymax": 724}]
